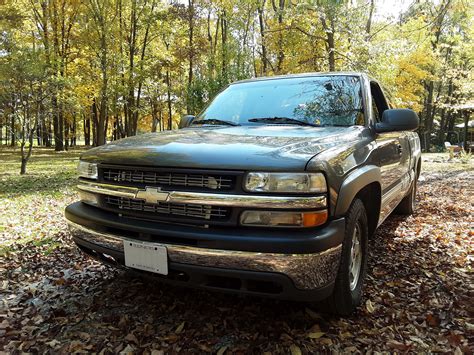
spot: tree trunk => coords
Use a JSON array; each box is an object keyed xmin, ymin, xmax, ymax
[
  {"xmin": 46, "ymin": 120, "xmax": 52, "ymax": 147},
  {"xmin": 20, "ymin": 105, "xmax": 38, "ymax": 175},
  {"xmin": 271, "ymin": 0, "xmax": 285, "ymax": 73},
  {"xmin": 423, "ymin": 0, "xmax": 452, "ymax": 152},
  {"xmin": 424, "ymin": 80, "xmax": 435, "ymax": 151},
  {"xmin": 125, "ymin": 0, "xmax": 137, "ymax": 137},
  {"xmin": 257, "ymin": 1, "xmax": 267, "ymax": 75},
  {"xmin": 97, "ymin": 96, "xmax": 107, "ymax": 146},
  {"xmin": 84, "ymin": 112, "xmax": 90, "ymax": 146},
  {"xmin": 64, "ymin": 115, "xmax": 69, "ymax": 151},
  {"xmin": 132, "ymin": 1, "xmax": 154, "ymax": 136},
  {"xmin": 221, "ymin": 11, "xmax": 228, "ymax": 80},
  {"xmin": 92, "ymin": 100, "xmax": 99, "ymax": 146},
  {"xmin": 437, "ymin": 79, "xmax": 453, "ymax": 145},
  {"xmin": 463, "ymin": 111, "xmax": 470, "ymax": 151},
  {"xmin": 98, "ymin": 20, "xmax": 108, "ymax": 146},
  {"xmin": 187, "ymin": 0, "xmax": 194, "ymax": 113},
  {"xmin": 207, "ymin": 9, "xmax": 216, "ymax": 75},
  {"xmin": 71, "ymin": 117, "xmax": 76, "ymax": 146},
  {"xmin": 36, "ymin": 121, "xmax": 42, "ymax": 146},
  {"xmin": 166, "ymin": 69, "xmax": 173, "ymax": 130},
  {"xmin": 365, "ymin": 0, "xmax": 374, "ymax": 38},
  {"xmin": 52, "ymin": 96, "xmax": 64, "ymax": 151},
  {"xmin": 321, "ymin": 14, "xmax": 336, "ymax": 71}
]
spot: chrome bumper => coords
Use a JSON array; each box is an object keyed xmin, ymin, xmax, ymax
[{"xmin": 68, "ymin": 221, "xmax": 342, "ymax": 290}]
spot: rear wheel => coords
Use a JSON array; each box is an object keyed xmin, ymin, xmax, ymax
[{"xmin": 324, "ymin": 199, "xmax": 368, "ymax": 315}]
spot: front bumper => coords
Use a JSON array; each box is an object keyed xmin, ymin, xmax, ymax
[{"xmin": 66, "ymin": 202, "xmax": 344, "ymax": 300}]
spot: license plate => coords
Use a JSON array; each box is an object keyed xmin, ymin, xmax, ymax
[{"xmin": 123, "ymin": 240, "xmax": 168, "ymax": 275}]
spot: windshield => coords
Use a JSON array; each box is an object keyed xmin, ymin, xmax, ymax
[{"xmin": 194, "ymin": 75, "xmax": 365, "ymax": 127}]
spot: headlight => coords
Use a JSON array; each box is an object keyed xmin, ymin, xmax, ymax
[
  {"xmin": 240, "ymin": 210, "xmax": 327, "ymax": 227},
  {"xmin": 77, "ymin": 161, "xmax": 98, "ymax": 179},
  {"xmin": 244, "ymin": 172, "xmax": 326, "ymax": 193}
]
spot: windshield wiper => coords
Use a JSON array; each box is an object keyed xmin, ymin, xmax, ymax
[
  {"xmin": 248, "ymin": 117, "xmax": 320, "ymax": 127},
  {"xmin": 192, "ymin": 119, "xmax": 240, "ymax": 126},
  {"xmin": 320, "ymin": 123, "xmax": 352, "ymax": 127}
]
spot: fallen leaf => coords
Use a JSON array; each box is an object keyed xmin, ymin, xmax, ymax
[
  {"xmin": 366, "ymin": 299, "xmax": 375, "ymax": 313},
  {"xmin": 175, "ymin": 321, "xmax": 185, "ymax": 334},
  {"xmin": 308, "ymin": 332, "xmax": 325, "ymax": 339},
  {"xmin": 426, "ymin": 314, "xmax": 440, "ymax": 327},
  {"xmin": 386, "ymin": 340, "xmax": 410, "ymax": 351},
  {"xmin": 120, "ymin": 344, "xmax": 135, "ymax": 354},
  {"xmin": 289, "ymin": 344, "xmax": 302, "ymax": 355},
  {"xmin": 46, "ymin": 339, "xmax": 61, "ymax": 348},
  {"xmin": 125, "ymin": 332, "xmax": 138, "ymax": 344},
  {"xmin": 217, "ymin": 345, "xmax": 228, "ymax": 355}
]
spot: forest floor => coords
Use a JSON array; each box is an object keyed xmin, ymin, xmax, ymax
[{"xmin": 1, "ymin": 147, "xmax": 473, "ymax": 353}]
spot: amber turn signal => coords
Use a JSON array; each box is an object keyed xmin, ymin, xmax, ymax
[
  {"xmin": 302, "ymin": 210, "xmax": 328, "ymax": 227},
  {"xmin": 240, "ymin": 210, "xmax": 328, "ymax": 227}
]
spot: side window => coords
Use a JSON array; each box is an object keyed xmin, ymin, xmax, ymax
[
  {"xmin": 370, "ymin": 82, "xmax": 388, "ymax": 123},
  {"xmin": 371, "ymin": 97, "xmax": 380, "ymax": 122}
]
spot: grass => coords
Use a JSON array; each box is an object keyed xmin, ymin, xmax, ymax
[
  {"xmin": 0, "ymin": 147, "xmax": 87, "ymax": 255},
  {"xmin": 421, "ymin": 152, "xmax": 474, "ymax": 174}
]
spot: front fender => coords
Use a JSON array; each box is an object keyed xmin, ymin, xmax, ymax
[{"xmin": 334, "ymin": 165, "xmax": 381, "ymax": 217}]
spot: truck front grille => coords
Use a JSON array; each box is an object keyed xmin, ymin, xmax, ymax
[
  {"xmin": 102, "ymin": 167, "xmax": 234, "ymax": 191},
  {"xmin": 105, "ymin": 196, "xmax": 229, "ymax": 220}
]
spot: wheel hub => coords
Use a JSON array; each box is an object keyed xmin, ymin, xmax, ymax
[{"xmin": 349, "ymin": 222, "xmax": 362, "ymax": 291}]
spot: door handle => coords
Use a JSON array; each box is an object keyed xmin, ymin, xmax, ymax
[{"xmin": 397, "ymin": 144, "xmax": 403, "ymax": 155}]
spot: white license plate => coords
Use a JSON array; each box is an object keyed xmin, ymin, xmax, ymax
[{"xmin": 123, "ymin": 240, "xmax": 168, "ymax": 275}]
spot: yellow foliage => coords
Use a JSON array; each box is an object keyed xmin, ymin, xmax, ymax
[{"xmin": 393, "ymin": 50, "xmax": 434, "ymax": 112}]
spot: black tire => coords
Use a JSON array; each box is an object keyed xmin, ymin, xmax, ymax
[
  {"xmin": 395, "ymin": 179, "xmax": 416, "ymax": 215},
  {"xmin": 324, "ymin": 199, "xmax": 368, "ymax": 315}
]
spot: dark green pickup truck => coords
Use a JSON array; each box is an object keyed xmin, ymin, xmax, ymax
[{"xmin": 66, "ymin": 72, "xmax": 421, "ymax": 314}]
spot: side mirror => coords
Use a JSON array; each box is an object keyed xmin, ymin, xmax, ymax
[
  {"xmin": 179, "ymin": 115, "xmax": 195, "ymax": 129},
  {"xmin": 375, "ymin": 109, "xmax": 419, "ymax": 133}
]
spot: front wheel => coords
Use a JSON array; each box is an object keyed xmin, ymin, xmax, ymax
[{"xmin": 324, "ymin": 199, "xmax": 368, "ymax": 315}]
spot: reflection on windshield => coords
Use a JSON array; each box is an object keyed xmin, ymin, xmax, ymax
[{"xmin": 194, "ymin": 76, "xmax": 365, "ymax": 127}]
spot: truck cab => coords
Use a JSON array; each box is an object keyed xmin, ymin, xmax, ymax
[{"xmin": 66, "ymin": 72, "xmax": 421, "ymax": 315}]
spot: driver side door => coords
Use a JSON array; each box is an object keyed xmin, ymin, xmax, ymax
[{"xmin": 371, "ymin": 82, "xmax": 411, "ymax": 224}]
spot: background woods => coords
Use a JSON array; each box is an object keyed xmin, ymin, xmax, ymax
[{"xmin": 0, "ymin": 0, "xmax": 473, "ymax": 160}]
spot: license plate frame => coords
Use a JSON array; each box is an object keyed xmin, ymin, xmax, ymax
[{"xmin": 123, "ymin": 240, "xmax": 168, "ymax": 275}]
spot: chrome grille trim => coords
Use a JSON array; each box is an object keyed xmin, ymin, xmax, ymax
[
  {"xmin": 102, "ymin": 168, "xmax": 233, "ymax": 190},
  {"xmin": 105, "ymin": 196, "xmax": 229, "ymax": 220},
  {"xmin": 77, "ymin": 181, "xmax": 327, "ymax": 209}
]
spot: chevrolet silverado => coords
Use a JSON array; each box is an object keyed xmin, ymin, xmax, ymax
[{"xmin": 65, "ymin": 72, "xmax": 421, "ymax": 315}]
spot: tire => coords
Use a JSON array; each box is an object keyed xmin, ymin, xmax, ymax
[
  {"xmin": 324, "ymin": 199, "xmax": 368, "ymax": 315},
  {"xmin": 395, "ymin": 179, "xmax": 416, "ymax": 215}
]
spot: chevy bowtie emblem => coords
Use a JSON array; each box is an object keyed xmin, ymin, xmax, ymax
[{"xmin": 135, "ymin": 187, "xmax": 170, "ymax": 204}]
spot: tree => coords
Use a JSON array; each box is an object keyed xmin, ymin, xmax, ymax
[
  {"xmin": 85, "ymin": 0, "xmax": 117, "ymax": 146},
  {"xmin": 0, "ymin": 0, "xmax": 471, "ymax": 152}
]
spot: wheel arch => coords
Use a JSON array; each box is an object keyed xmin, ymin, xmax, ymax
[{"xmin": 334, "ymin": 165, "xmax": 381, "ymax": 237}]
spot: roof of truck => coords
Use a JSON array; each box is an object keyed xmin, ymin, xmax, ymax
[{"xmin": 232, "ymin": 71, "xmax": 373, "ymax": 85}]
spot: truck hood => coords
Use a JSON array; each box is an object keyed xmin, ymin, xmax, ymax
[{"xmin": 81, "ymin": 125, "xmax": 364, "ymax": 171}]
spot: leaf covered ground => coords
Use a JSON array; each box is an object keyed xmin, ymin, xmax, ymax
[{"xmin": 1, "ymin": 148, "xmax": 473, "ymax": 353}]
